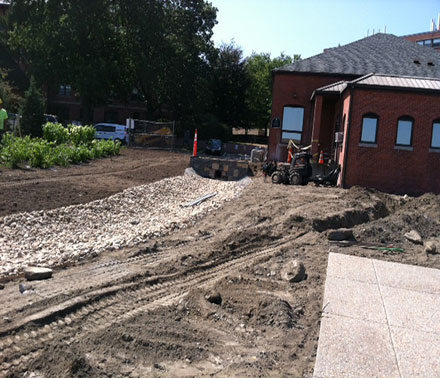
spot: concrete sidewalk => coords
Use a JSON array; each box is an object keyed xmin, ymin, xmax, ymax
[{"xmin": 314, "ymin": 253, "xmax": 440, "ymax": 378}]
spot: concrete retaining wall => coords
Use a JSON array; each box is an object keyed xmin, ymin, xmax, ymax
[{"xmin": 190, "ymin": 157, "xmax": 252, "ymax": 181}]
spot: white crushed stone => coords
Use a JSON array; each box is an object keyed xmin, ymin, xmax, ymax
[{"xmin": 0, "ymin": 175, "xmax": 251, "ymax": 277}]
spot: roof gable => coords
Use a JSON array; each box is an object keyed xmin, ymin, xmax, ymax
[{"xmin": 276, "ymin": 33, "xmax": 440, "ymax": 78}]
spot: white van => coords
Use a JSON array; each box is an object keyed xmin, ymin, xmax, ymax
[{"xmin": 93, "ymin": 123, "xmax": 128, "ymax": 144}]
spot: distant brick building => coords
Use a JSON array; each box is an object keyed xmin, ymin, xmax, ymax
[
  {"xmin": 269, "ymin": 33, "xmax": 440, "ymax": 194},
  {"xmin": 403, "ymin": 30, "xmax": 440, "ymax": 50}
]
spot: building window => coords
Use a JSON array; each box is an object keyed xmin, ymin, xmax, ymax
[
  {"xmin": 417, "ymin": 39, "xmax": 432, "ymax": 47},
  {"xmin": 431, "ymin": 120, "xmax": 440, "ymax": 148},
  {"xmin": 396, "ymin": 116, "xmax": 414, "ymax": 146},
  {"xmin": 282, "ymin": 106, "xmax": 304, "ymax": 143},
  {"xmin": 360, "ymin": 114, "xmax": 378, "ymax": 143},
  {"xmin": 59, "ymin": 84, "xmax": 72, "ymax": 96}
]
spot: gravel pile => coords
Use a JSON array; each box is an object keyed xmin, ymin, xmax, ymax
[{"xmin": 0, "ymin": 175, "xmax": 251, "ymax": 277}]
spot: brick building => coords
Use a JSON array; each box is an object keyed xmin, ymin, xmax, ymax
[
  {"xmin": 269, "ymin": 33, "xmax": 440, "ymax": 194},
  {"xmin": 403, "ymin": 30, "xmax": 440, "ymax": 50}
]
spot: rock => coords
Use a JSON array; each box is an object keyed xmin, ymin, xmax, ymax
[
  {"xmin": 404, "ymin": 230, "xmax": 423, "ymax": 245},
  {"xmin": 327, "ymin": 228, "xmax": 354, "ymax": 241},
  {"xmin": 205, "ymin": 291, "xmax": 222, "ymax": 305},
  {"xmin": 121, "ymin": 334, "xmax": 133, "ymax": 342},
  {"xmin": 0, "ymin": 283, "xmax": 4, "ymax": 290},
  {"xmin": 281, "ymin": 260, "xmax": 306, "ymax": 283},
  {"xmin": 19, "ymin": 283, "xmax": 33, "ymax": 293},
  {"xmin": 24, "ymin": 266, "xmax": 53, "ymax": 281},
  {"xmin": 425, "ymin": 241, "xmax": 437, "ymax": 254}
]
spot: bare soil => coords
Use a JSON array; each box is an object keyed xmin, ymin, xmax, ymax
[
  {"xmin": 0, "ymin": 148, "xmax": 190, "ymax": 217},
  {"xmin": 0, "ymin": 149, "xmax": 439, "ymax": 377}
]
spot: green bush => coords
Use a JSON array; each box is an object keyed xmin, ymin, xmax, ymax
[
  {"xmin": 0, "ymin": 132, "xmax": 120, "ymax": 169},
  {"xmin": 27, "ymin": 139, "xmax": 55, "ymax": 169},
  {"xmin": 43, "ymin": 123, "xmax": 70, "ymax": 145},
  {"xmin": 67, "ymin": 125, "xmax": 96, "ymax": 145},
  {"xmin": 43, "ymin": 123, "xmax": 96, "ymax": 146},
  {"xmin": 0, "ymin": 133, "xmax": 29, "ymax": 168}
]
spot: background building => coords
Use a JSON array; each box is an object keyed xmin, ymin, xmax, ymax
[{"xmin": 269, "ymin": 33, "xmax": 440, "ymax": 194}]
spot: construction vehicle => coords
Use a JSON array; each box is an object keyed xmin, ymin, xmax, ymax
[
  {"xmin": 271, "ymin": 150, "xmax": 313, "ymax": 185},
  {"xmin": 312, "ymin": 165, "xmax": 340, "ymax": 186}
]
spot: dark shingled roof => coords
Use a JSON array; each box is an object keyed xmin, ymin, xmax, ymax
[{"xmin": 275, "ymin": 33, "xmax": 440, "ymax": 78}]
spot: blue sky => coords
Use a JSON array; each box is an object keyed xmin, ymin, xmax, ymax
[{"xmin": 209, "ymin": 0, "xmax": 440, "ymax": 59}]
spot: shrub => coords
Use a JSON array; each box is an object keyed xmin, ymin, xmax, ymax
[
  {"xmin": 67, "ymin": 125, "xmax": 96, "ymax": 145},
  {"xmin": 43, "ymin": 123, "xmax": 96, "ymax": 146},
  {"xmin": 0, "ymin": 132, "xmax": 120, "ymax": 169},
  {"xmin": 20, "ymin": 77, "xmax": 46, "ymax": 137},
  {"xmin": 43, "ymin": 122, "xmax": 70, "ymax": 144},
  {"xmin": 0, "ymin": 133, "xmax": 29, "ymax": 168},
  {"xmin": 27, "ymin": 139, "xmax": 55, "ymax": 169}
]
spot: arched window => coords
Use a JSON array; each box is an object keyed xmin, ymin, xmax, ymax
[
  {"xmin": 282, "ymin": 106, "xmax": 304, "ymax": 143},
  {"xmin": 360, "ymin": 113, "xmax": 378, "ymax": 143},
  {"xmin": 395, "ymin": 116, "xmax": 414, "ymax": 146},
  {"xmin": 431, "ymin": 119, "xmax": 440, "ymax": 148}
]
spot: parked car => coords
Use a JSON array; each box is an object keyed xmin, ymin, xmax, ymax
[
  {"xmin": 93, "ymin": 123, "xmax": 128, "ymax": 144},
  {"xmin": 44, "ymin": 114, "xmax": 59, "ymax": 123},
  {"xmin": 206, "ymin": 138, "xmax": 222, "ymax": 155}
]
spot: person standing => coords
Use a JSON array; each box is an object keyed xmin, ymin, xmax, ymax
[{"xmin": 0, "ymin": 99, "xmax": 8, "ymax": 140}]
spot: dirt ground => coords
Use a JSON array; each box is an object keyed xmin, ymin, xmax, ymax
[
  {"xmin": 0, "ymin": 149, "xmax": 439, "ymax": 377},
  {"xmin": 0, "ymin": 148, "xmax": 190, "ymax": 217}
]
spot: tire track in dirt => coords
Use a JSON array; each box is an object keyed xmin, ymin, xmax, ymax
[
  {"xmin": 0, "ymin": 250, "xmax": 170, "ymax": 319},
  {"xmin": 0, "ymin": 241, "xmax": 285, "ymax": 374}
]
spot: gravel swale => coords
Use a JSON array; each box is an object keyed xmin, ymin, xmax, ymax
[{"xmin": 0, "ymin": 175, "xmax": 251, "ymax": 277}]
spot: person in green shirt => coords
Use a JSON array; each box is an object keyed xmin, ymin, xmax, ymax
[{"xmin": 0, "ymin": 98, "xmax": 8, "ymax": 140}]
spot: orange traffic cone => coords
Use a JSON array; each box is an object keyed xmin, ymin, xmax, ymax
[
  {"xmin": 318, "ymin": 150, "xmax": 324, "ymax": 165},
  {"xmin": 287, "ymin": 147, "xmax": 293, "ymax": 163},
  {"xmin": 192, "ymin": 129, "xmax": 198, "ymax": 157}
]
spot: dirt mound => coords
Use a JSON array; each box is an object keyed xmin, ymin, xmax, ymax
[
  {"xmin": 182, "ymin": 277, "xmax": 303, "ymax": 331},
  {"xmin": 354, "ymin": 192, "xmax": 440, "ymax": 246},
  {"xmin": 248, "ymin": 297, "xmax": 299, "ymax": 329},
  {"xmin": 25, "ymin": 346, "xmax": 97, "ymax": 378}
]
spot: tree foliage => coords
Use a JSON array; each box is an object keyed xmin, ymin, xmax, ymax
[
  {"xmin": 20, "ymin": 77, "xmax": 45, "ymax": 137},
  {"xmin": 245, "ymin": 53, "xmax": 300, "ymax": 132},
  {"xmin": 0, "ymin": 70, "xmax": 22, "ymax": 113},
  {"xmin": 211, "ymin": 42, "xmax": 250, "ymax": 128},
  {"xmin": 5, "ymin": 0, "xmax": 301, "ymax": 137}
]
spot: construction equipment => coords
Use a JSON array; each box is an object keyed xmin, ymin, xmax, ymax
[
  {"xmin": 312, "ymin": 165, "xmax": 341, "ymax": 186},
  {"xmin": 271, "ymin": 151, "xmax": 313, "ymax": 185}
]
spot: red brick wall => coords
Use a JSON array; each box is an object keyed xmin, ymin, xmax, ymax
[
  {"xmin": 269, "ymin": 72, "xmax": 354, "ymax": 161},
  {"xmin": 338, "ymin": 91, "xmax": 352, "ymax": 186},
  {"xmin": 343, "ymin": 88, "xmax": 440, "ymax": 194},
  {"xmin": 404, "ymin": 31, "xmax": 440, "ymax": 44}
]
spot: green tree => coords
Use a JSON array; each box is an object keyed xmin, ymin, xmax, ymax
[
  {"xmin": 211, "ymin": 42, "xmax": 250, "ymax": 130},
  {"xmin": 119, "ymin": 0, "xmax": 217, "ymax": 123},
  {"xmin": 245, "ymin": 53, "xmax": 300, "ymax": 135},
  {"xmin": 7, "ymin": 0, "xmax": 218, "ymax": 125},
  {"xmin": 20, "ymin": 77, "xmax": 45, "ymax": 137},
  {"xmin": 8, "ymin": 0, "xmax": 132, "ymax": 122},
  {"xmin": 0, "ymin": 70, "xmax": 22, "ymax": 113}
]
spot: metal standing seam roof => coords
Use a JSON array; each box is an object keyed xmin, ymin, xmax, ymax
[
  {"xmin": 274, "ymin": 33, "xmax": 440, "ymax": 79},
  {"xmin": 354, "ymin": 74, "xmax": 440, "ymax": 91},
  {"xmin": 313, "ymin": 74, "xmax": 440, "ymax": 97},
  {"xmin": 316, "ymin": 81, "xmax": 348, "ymax": 93}
]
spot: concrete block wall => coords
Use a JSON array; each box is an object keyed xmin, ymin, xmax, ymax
[{"xmin": 190, "ymin": 157, "xmax": 252, "ymax": 181}]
